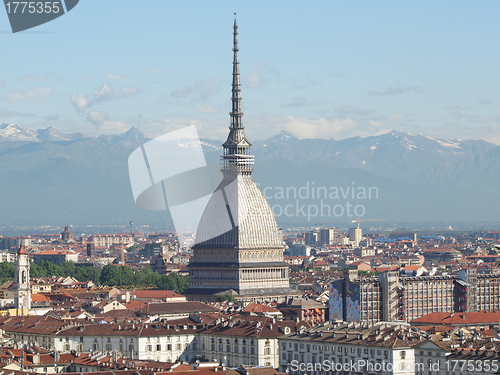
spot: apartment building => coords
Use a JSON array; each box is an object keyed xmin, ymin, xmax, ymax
[
  {"xmin": 329, "ymin": 269, "xmax": 500, "ymax": 323},
  {"xmin": 0, "ymin": 314, "xmax": 306, "ymax": 367},
  {"xmin": 279, "ymin": 322, "xmax": 443, "ymax": 375},
  {"xmin": 88, "ymin": 234, "xmax": 134, "ymax": 248},
  {"xmin": 399, "ymin": 275, "xmax": 455, "ymax": 322}
]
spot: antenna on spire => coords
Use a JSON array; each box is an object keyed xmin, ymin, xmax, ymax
[{"xmin": 222, "ymin": 14, "xmax": 254, "ymax": 175}]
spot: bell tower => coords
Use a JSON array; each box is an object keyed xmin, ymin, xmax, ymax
[{"xmin": 14, "ymin": 240, "xmax": 31, "ymax": 314}]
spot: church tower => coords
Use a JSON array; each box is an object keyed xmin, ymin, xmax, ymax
[
  {"xmin": 186, "ymin": 17, "xmax": 298, "ymax": 302},
  {"xmin": 14, "ymin": 240, "xmax": 31, "ymax": 313}
]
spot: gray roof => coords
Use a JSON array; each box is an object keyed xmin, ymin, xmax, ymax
[{"xmin": 193, "ymin": 175, "xmax": 283, "ymax": 250}]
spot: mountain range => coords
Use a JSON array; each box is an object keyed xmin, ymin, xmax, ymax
[{"xmin": 0, "ymin": 122, "xmax": 499, "ymax": 228}]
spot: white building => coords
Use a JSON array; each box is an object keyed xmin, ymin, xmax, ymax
[
  {"xmin": 0, "ymin": 313, "xmax": 306, "ymax": 367},
  {"xmin": 279, "ymin": 322, "xmax": 441, "ymax": 375},
  {"xmin": 349, "ymin": 227, "xmax": 362, "ymax": 247}
]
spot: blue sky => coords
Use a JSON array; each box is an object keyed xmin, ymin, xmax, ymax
[{"xmin": 1, "ymin": 1, "xmax": 499, "ymax": 143}]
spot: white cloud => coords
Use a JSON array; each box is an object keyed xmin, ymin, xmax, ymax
[
  {"xmin": 44, "ymin": 113, "xmax": 60, "ymax": 121},
  {"xmin": 171, "ymin": 85, "xmax": 193, "ymax": 99},
  {"xmin": 0, "ymin": 106, "xmax": 35, "ymax": 118},
  {"xmin": 70, "ymin": 93, "xmax": 91, "ymax": 111},
  {"xmin": 106, "ymin": 73, "xmax": 128, "ymax": 80},
  {"xmin": 121, "ymin": 85, "xmax": 141, "ymax": 96},
  {"xmin": 243, "ymin": 66, "xmax": 267, "ymax": 88},
  {"xmin": 368, "ymin": 85, "xmax": 422, "ymax": 96},
  {"xmin": 94, "ymin": 120, "xmax": 131, "ymax": 134},
  {"xmin": 444, "ymin": 105, "xmax": 472, "ymax": 111},
  {"xmin": 20, "ymin": 75, "xmax": 46, "ymax": 82},
  {"xmin": 197, "ymin": 105, "xmax": 220, "ymax": 114},
  {"xmin": 281, "ymin": 97, "xmax": 312, "ymax": 108},
  {"xmin": 7, "ymin": 87, "xmax": 53, "ymax": 102},
  {"xmin": 86, "ymin": 110, "xmax": 108, "ymax": 127},
  {"xmin": 329, "ymin": 72, "xmax": 346, "ymax": 79},
  {"xmin": 94, "ymin": 82, "xmax": 114, "ymax": 102},
  {"xmin": 149, "ymin": 68, "xmax": 165, "ymax": 74},
  {"xmin": 170, "ymin": 78, "xmax": 221, "ymax": 101},
  {"xmin": 70, "ymin": 82, "xmax": 141, "ymax": 111},
  {"xmin": 478, "ymin": 98, "xmax": 493, "ymax": 105},
  {"xmin": 280, "ymin": 116, "xmax": 358, "ymax": 139}
]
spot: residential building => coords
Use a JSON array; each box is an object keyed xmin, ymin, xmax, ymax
[
  {"xmin": 32, "ymin": 250, "xmax": 79, "ymax": 265},
  {"xmin": 279, "ymin": 322, "xmax": 437, "ymax": 375},
  {"xmin": 349, "ymin": 227, "xmax": 362, "ymax": 247}
]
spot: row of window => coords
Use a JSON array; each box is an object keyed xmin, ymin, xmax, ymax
[
  {"xmin": 282, "ymin": 341, "xmax": 389, "ymax": 356},
  {"xmin": 146, "ymin": 343, "xmax": 187, "ymax": 352}
]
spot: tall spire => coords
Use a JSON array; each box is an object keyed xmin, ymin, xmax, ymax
[
  {"xmin": 230, "ymin": 13, "xmax": 243, "ymax": 129},
  {"xmin": 222, "ymin": 14, "xmax": 254, "ymax": 175}
]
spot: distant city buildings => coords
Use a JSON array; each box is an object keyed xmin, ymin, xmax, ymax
[
  {"xmin": 89, "ymin": 233, "xmax": 134, "ymax": 248},
  {"xmin": 32, "ymin": 250, "xmax": 79, "ymax": 265}
]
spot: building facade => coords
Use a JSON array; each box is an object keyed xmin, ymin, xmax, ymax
[{"xmin": 328, "ymin": 269, "xmax": 495, "ymax": 323}]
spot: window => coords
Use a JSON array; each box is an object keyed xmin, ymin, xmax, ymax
[
  {"xmin": 146, "ymin": 344, "xmax": 152, "ymax": 352},
  {"xmin": 400, "ymin": 351, "xmax": 406, "ymax": 359},
  {"xmin": 168, "ymin": 344, "xmax": 172, "ymax": 350},
  {"xmin": 157, "ymin": 344, "xmax": 161, "ymax": 351}
]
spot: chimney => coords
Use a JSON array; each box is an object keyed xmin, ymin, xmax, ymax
[{"xmin": 125, "ymin": 290, "xmax": 130, "ymax": 303}]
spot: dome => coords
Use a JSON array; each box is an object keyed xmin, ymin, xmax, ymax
[{"xmin": 193, "ymin": 174, "xmax": 283, "ymax": 250}]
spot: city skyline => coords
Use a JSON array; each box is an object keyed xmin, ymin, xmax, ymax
[{"xmin": 1, "ymin": 1, "xmax": 499, "ymax": 143}]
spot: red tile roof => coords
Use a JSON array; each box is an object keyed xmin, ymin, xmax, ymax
[
  {"xmin": 242, "ymin": 303, "xmax": 281, "ymax": 314},
  {"xmin": 411, "ymin": 311, "xmax": 500, "ymax": 326}
]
